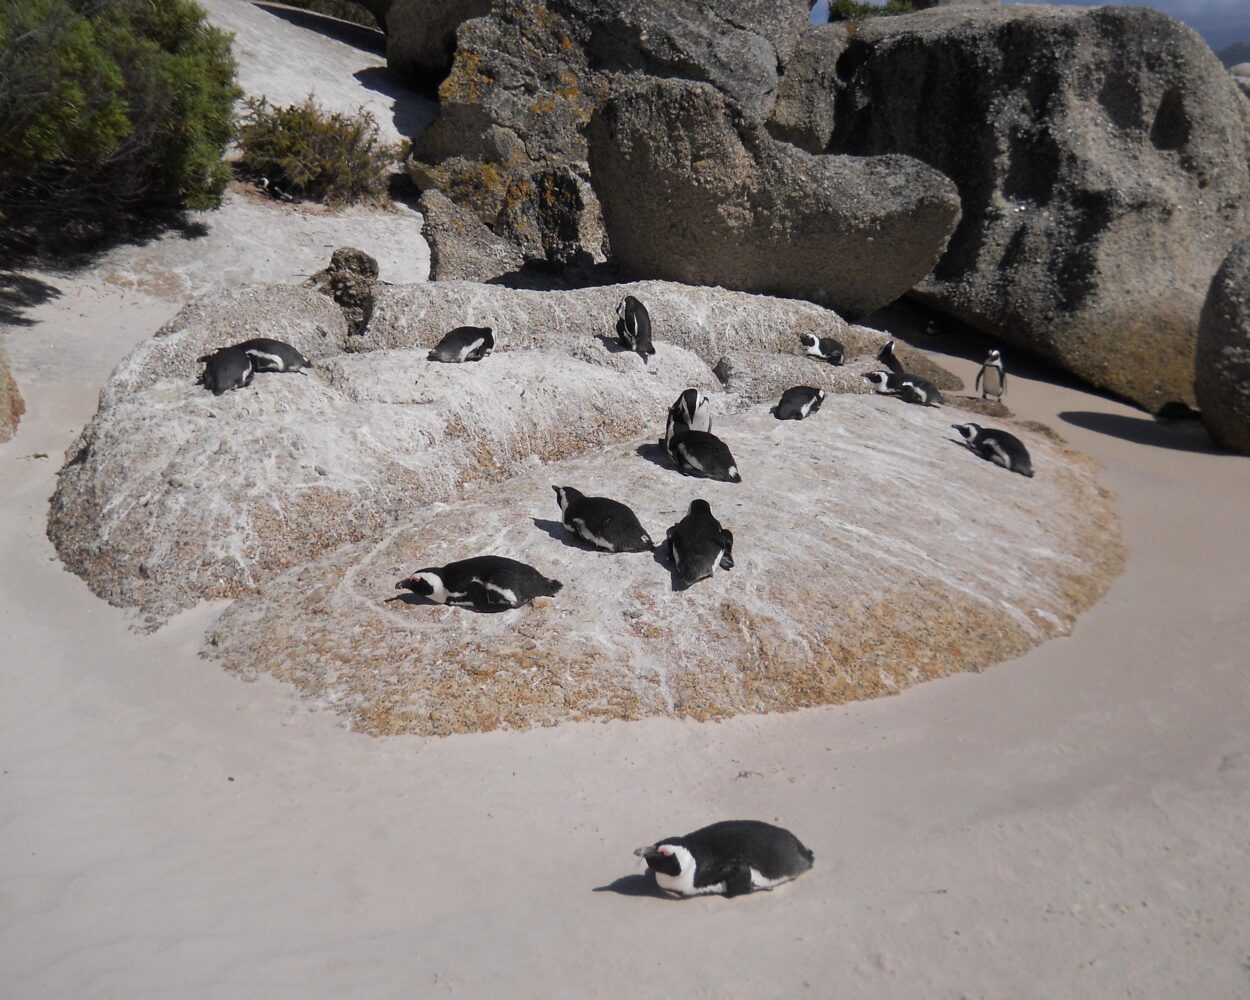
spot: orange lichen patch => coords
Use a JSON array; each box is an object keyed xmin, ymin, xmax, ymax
[{"xmin": 439, "ymin": 49, "xmax": 492, "ymax": 104}]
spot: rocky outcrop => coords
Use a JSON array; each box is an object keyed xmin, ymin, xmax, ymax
[
  {"xmin": 383, "ymin": 0, "xmax": 491, "ymax": 82},
  {"xmin": 52, "ymin": 277, "xmax": 944, "ymax": 616},
  {"xmin": 1230, "ymin": 64, "xmax": 1250, "ymax": 99},
  {"xmin": 306, "ymin": 246, "xmax": 380, "ymax": 335},
  {"xmin": 0, "ymin": 344, "xmax": 23, "ymax": 443},
  {"xmin": 587, "ymin": 76, "xmax": 960, "ymax": 317},
  {"xmin": 419, "ymin": 188, "xmax": 525, "ymax": 281},
  {"xmin": 784, "ymin": 5, "xmax": 1250, "ymax": 411},
  {"xmin": 408, "ymin": 0, "xmax": 813, "ymax": 277},
  {"xmin": 205, "ymin": 395, "xmax": 1122, "ymax": 736},
  {"xmin": 1197, "ymin": 236, "xmax": 1250, "ymax": 452}
]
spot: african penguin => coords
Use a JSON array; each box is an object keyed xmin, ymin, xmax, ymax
[
  {"xmin": 552, "ymin": 486, "xmax": 653, "ymax": 553},
  {"xmin": 975, "ymin": 349, "xmax": 1006, "ymax": 402},
  {"xmin": 635, "ymin": 820, "xmax": 814, "ymax": 898},
  {"xmin": 952, "ymin": 423, "xmax": 1034, "ymax": 477},
  {"xmin": 863, "ymin": 370, "xmax": 943, "ymax": 407},
  {"xmin": 877, "ymin": 339, "xmax": 905, "ymax": 376},
  {"xmin": 664, "ymin": 388, "xmax": 713, "ymax": 448},
  {"xmin": 396, "ymin": 556, "xmax": 562, "ymax": 611},
  {"xmin": 775, "ymin": 386, "xmax": 825, "ymax": 421},
  {"xmin": 197, "ymin": 346, "xmax": 254, "ymax": 395},
  {"xmin": 665, "ymin": 499, "xmax": 734, "ymax": 588},
  {"xmin": 799, "ymin": 333, "xmax": 845, "ymax": 366},
  {"xmin": 615, "ymin": 295, "xmax": 655, "ymax": 360},
  {"xmin": 666, "ymin": 430, "xmax": 741, "ymax": 482},
  {"xmin": 427, "ymin": 326, "xmax": 495, "ymax": 363},
  {"xmin": 236, "ymin": 338, "xmax": 312, "ymax": 373}
]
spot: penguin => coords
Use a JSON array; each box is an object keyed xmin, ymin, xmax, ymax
[
  {"xmin": 395, "ymin": 555, "xmax": 562, "ymax": 611},
  {"xmin": 615, "ymin": 295, "xmax": 655, "ymax": 360},
  {"xmin": 876, "ymin": 339, "xmax": 905, "ymax": 376},
  {"xmin": 975, "ymin": 348, "xmax": 1006, "ymax": 402},
  {"xmin": 665, "ymin": 498, "xmax": 734, "ymax": 587},
  {"xmin": 798, "ymin": 333, "xmax": 844, "ymax": 366},
  {"xmin": 427, "ymin": 326, "xmax": 495, "ymax": 363},
  {"xmin": 197, "ymin": 346, "xmax": 254, "ymax": 395},
  {"xmin": 634, "ymin": 820, "xmax": 814, "ymax": 898},
  {"xmin": 664, "ymin": 388, "xmax": 713, "ymax": 447},
  {"xmin": 775, "ymin": 386, "xmax": 825, "ymax": 421},
  {"xmin": 863, "ymin": 370, "xmax": 944, "ymax": 407},
  {"xmin": 952, "ymin": 423, "xmax": 1034, "ymax": 477},
  {"xmin": 552, "ymin": 486, "xmax": 653, "ymax": 553},
  {"xmin": 665, "ymin": 430, "xmax": 741, "ymax": 482},
  {"xmin": 236, "ymin": 338, "xmax": 312, "ymax": 373}
]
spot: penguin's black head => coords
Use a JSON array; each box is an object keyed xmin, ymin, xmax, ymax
[
  {"xmin": 877, "ymin": 339, "xmax": 895, "ymax": 358},
  {"xmin": 634, "ymin": 843, "xmax": 683, "ymax": 877},
  {"xmin": 952, "ymin": 423, "xmax": 980, "ymax": 442},
  {"xmin": 688, "ymin": 498, "xmax": 712, "ymax": 517},
  {"xmin": 863, "ymin": 370, "xmax": 890, "ymax": 387},
  {"xmin": 396, "ymin": 571, "xmax": 437, "ymax": 597},
  {"xmin": 552, "ymin": 485, "xmax": 581, "ymax": 511},
  {"xmin": 799, "ymin": 333, "xmax": 816, "ymax": 348},
  {"xmin": 987, "ymin": 349, "xmax": 1001, "ymax": 362}
]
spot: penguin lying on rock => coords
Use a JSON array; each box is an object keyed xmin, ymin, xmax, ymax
[
  {"xmin": 663, "ymin": 391, "xmax": 739, "ymax": 482},
  {"xmin": 863, "ymin": 370, "xmax": 944, "ymax": 407},
  {"xmin": 615, "ymin": 295, "xmax": 655, "ymax": 361},
  {"xmin": 237, "ymin": 338, "xmax": 312, "ymax": 373},
  {"xmin": 775, "ymin": 386, "xmax": 825, "ymax": 420},
  {"xmin": 396, "ymin": 556, "xmax": 561, "ymax": 611},
  {"xmin": 953, "ymin": 423, "xmax": 1034, "ymax": 477},
  {"xmin": 799, "ymin": 333, "xmax": 844, "ymax": 365},
  {"xmin": 428, "ymin": 326, "xmax": 494, "ymax": 363},
  {"xmin": 635, "ymin": 820, "xmax": 814, "ymax": 898},
  {"xmin": 553, "ymin": 486, "xmax": 653, "ymax": 553},
  {"xmin": 197, "ymin": 339, "xmax": 310, "ymax": 394},
  {"xmin": 666, "ymin": 499, "xmax": 733, "ymax": 588}
]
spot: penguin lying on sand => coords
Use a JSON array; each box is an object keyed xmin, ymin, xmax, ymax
[
  {"xmin": 615, "ymin": 295, "xmax": 655, "ymax": 360},
  {"xmin": 799, "ymin": 333, "xmax": 844, "ymax": 365},
  {"xmin": 975, "ymin": 348, "xmax": 1006, "ymax": 402},
  {"xmin": 775, "ymin": 386, "xmax": 825, "ymax": 420},
  {"xmin": 197, "ymin": 346, "xmax": 255, "ymax": 395},
  {"xmin": 237, "ymin": 338, "xmax": 312, "ymax": 373},
  {"xmin": 952, "ymin": 423, "xmax": 1034, "ymax": 477},
  {"xmin": 553, "ymin": 486, "xmax": 653, "ymax": 553},
  {"xmin": 666, "ymin": 499, "xmax": 733, "ymax": 587},
  {"xmin": 863, "ymin": 370, "xmax": 944, "ymax": 407},
  {"xmin": 635, "ymin": 820, "xmax": 814, "ymax": 898},
  {"xmin": 428, "ymin": 326, "xmax": 495, "ymax": 363},
  {"xmin": 396, "ymin": 556, "xmax": 561, "ymax": 611}
]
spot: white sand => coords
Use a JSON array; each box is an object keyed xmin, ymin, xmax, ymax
[{"xmin": 3, "ymin": 3, "xmax": 1248, "ymax": 996}]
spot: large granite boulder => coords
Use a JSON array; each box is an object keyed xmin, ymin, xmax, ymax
[
  {"xmin": 586, "ymin": 76, "xmax": 962, "ymax": 317},
  {"xmin": 408, "ymin": 0, "xmax": 813, "ymax": 276},
  {"xmin": 0, "ymin": 344, "xmax": 22, "ymax": 443},
  {"xmin": 419, "ymin": 188, "xmax": 525, "ymax": 282},
  {"xmin": 52, "ymin": 277, "xmax": 942, "ymax": 616},
  {"xmin": 781, "ymin": 5, "xmax": 1250, "ymax": 411},
  {"xmin": 383, "ymin": 0, "xmax": 491, "ymax": 82},
  {"xmin": 1197, "ymin": 236, "xmax": 1250, "ymax": 452},
  {"xmin": 205, "ymin": 395, "xmax": 1122, "ymax": 736}
]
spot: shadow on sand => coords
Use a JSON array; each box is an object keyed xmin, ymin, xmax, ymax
[
  {"xmin": 593, "ymin": 872, "xmax": 677, "ymax": 900},
  {"xmin": 1058, "ymin": 410, "xmax": 1219, "ymax": 455}
]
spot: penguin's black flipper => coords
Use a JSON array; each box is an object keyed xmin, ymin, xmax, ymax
[
  {"xmin": 719, "ymin": 530, "xmax": 735, "ymax": 571},
  {"xmin": 723, "ymin": 863, "xmax": 754, "ymax": 898}
]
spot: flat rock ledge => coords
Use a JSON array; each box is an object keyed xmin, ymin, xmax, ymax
[{"xmin": 207, "ymin": 397, "xmax": 1122, "ymax": 736}]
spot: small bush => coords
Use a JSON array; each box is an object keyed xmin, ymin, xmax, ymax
[
  {"xmin": 235, "ymin": 96, "xmax": 402, "ymax": 206},
  {"xmin": 0, "ymin": 0, "xmax": 240, "ymax": 237},
  {"xmin": 828, "ymin": 0, "xmax": 917, "ymax": 22}
]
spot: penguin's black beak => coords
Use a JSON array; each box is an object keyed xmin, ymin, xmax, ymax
[
  {"xmin": 634, "ymin": 845, "xmax": 660, "ymax": 860},
  {"xmin": 395, "ymin": 579, "xmax": 411, "ymax": 591}
]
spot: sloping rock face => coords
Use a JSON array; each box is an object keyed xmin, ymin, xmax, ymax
[
  {"xmin": 52, "ymin": 278, "xmax": 942, "ymax": 616},
  {"xmin": 1197, "ymin": 236, "xmax": 1250, "ymax": 452},
  {"xmin": 586, "ymin": 76, "xmax": 961, "ymax": 317},
  {"xmin": 418, "ymin": 188, "xmax": 525, "ymax": 282},
  {"xmin": 787, "ymin": 5, "xmax": 1250, "ymax": 411},
  {"xmin": 408, "ymin": 0, "xmax": 813, "ymax": 275},
  {"xmin": 0, "ymin": 345, "xmax": 23, "ymax": 443},
  {"xmin": 206, "ymin": 397, "xmax": 1122, "ymax": 736}
]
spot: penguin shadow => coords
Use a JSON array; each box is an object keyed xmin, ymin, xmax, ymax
[
  {"xmin": 635, "ymin": 441, "xmax": 677, "ymax": 473},
  {"xmin": 593, "ymin": 333, "xmax": 635, "ymax": 356},
  {"xmin": 531, "ymin": 517, "xmax": 598, "ymax": 552},
  {"xmin": 384, "ymin": 592, "xmax": 514, "ymax": 615},
  {"xmin": 593, "ymin": 870, "xmax": 677, "ymax": 900},
  {"xmin": 651, "ymin": 538, "xmax": 692, "ymax": 593}
]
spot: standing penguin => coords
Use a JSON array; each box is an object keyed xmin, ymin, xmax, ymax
[
  {"xmin": 197, "ymin": 346, "xmax": 254, "ymax": 395},
  {"xmin": 863, "ymin": 370, "xmax": 943, "ymax": 407},
  {"xmin": 975, "ymin": 348, "xmax": 1006, "ymax": 402},
  {"xmin": 395, "ymin": 556, "xmax": 561, "ymax": 611},
  {"xmin": 952, "ymin": 423, "xmax": 1034, "ymax": 477},
  {"xmin": 635, "ymin": 820, "xmax": 814, "ymax": 898},
  {"xmin": 237, "ymin": 338, "xmax": 313, "ymax": 373},
  {"xmin": 665, "ymin": 388, "xmax": 712, "ymax": 446},
  {"xmin": 799, "ymin": 333, "xmax": 845, "ymax": 366},
  {"xmin": 666, "ymin": 499, "xmax": 734, "ymax": 587},
  {"xmin": 552, "ymin": 486, "xmax": 653, "ymax": 553},
  {"xmin": 615, "ymin": 295, "xmax": 656, "ymax": 361},
  {"xmin": 775, "ymin": 386, "xmax": 825, "ymax": 421},
  {"xmin": 427, "ymin": 326, "xmax": 495, "ymax": 363},
  {"xmin": 877, "ymin": 339, "xmax": 905, "ymax": 376}
]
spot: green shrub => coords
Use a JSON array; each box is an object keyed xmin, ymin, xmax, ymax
[
  {"xmin": 278, "ymin": 0, "xmax": 380, "ymax": 30},
  {"xmin": 0, "ymin": 0, "xmax": 239, "ymax": 233},
  {"xmin": 828, "ymin": 0, "xmax": 916, "ymax": 22},
  {"xmin": 235, "ymin": 96, "xmax": 401, "ymax": 206}
]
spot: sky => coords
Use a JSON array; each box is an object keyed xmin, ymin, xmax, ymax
[{"xmin": 808, "ymin": 0, "xmax": 1250, "ymax": 49}]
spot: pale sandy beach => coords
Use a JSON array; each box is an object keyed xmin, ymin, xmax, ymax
[{"xmin": 3, "ymin": 3, "xmax": 1249, "ymax": 997}]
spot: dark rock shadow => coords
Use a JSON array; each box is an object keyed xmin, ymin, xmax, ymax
[
  {"xmin": 1058, "ymin": 410, "xmax": 1221, "ymax": 454},
  {"xmin": 352, "ymin": 66, "xmax": 439, "ymax": 135},
  {"xmin": 593, "ymin": 871, "xmax": 676, "ymax": 900},
  {"xmin": 252, "ymin": 2, "xmax": 386, "ymax": 54},
  {"xmin": 485, "ymin": 261, "xmax": 623, "ymax": 291},
  {"xmin": 0, "ymin": 272, "xmax": 62, "ymax": 327}
]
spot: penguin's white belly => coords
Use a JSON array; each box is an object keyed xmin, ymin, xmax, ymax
[
  {"xmin": 983, "ymin": 368, "xmax": 1003, "ymax": 397},
  {"xmin": 654, "ymin": 868, "xmax": 724, "ymax": 897}
]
